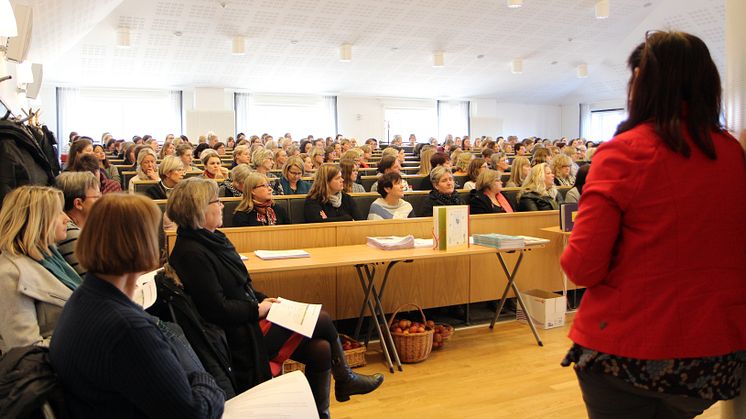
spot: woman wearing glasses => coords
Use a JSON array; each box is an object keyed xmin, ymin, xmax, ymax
[
  {"xmin": 550, "ymin": 154, "xmax": 575, "ymax": 187},
  {"xmin": 233, "ymin": 173, "xmax": 290, "ymax": 227},
  {"xmin": 279, "ymin": 156, "xmax": 311, "ymax": 195},
  {"xmin": 561, "ymin": 31, "xmax": 746, "ymax": 418}
]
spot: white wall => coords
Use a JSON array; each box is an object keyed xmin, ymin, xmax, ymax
[
  {"xmin": 470, "ymin": 99, "xmax": 502, "ymax": 138},
  {"xmin": 561, "ymin": 104, "xmax": 580, "ymax": 139},
  {"xmin": 337, "ymin": 96, "xmax": 385, "ymax": 141},
  {"xmin": 183, "ymin": 87, "xmax": 235, "ymax": 141},
  {"xmin": 479, "ymin": 102, "xmax": 562, "ymax": 139}
]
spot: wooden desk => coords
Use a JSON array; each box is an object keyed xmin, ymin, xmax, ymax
[{"xmin": 243, "ymin": 242, "xmax": 546, "ymax": 373}]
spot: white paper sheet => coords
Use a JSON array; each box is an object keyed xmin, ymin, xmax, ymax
[
  {"xmin": 254, "ymin": 250, "xmax": 310, "ymax": 260},
  {"xmin": 266, "ymin": 297, "xmax": 322, "ymax": 338},
  {"xmin": 222, "ymin": 371, "xmax": 318, "ymax": 419}
]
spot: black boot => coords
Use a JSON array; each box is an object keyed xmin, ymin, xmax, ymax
[
  {"xmin": 305, "ymin": 369, "xmax": 331, "ymax": 419},
  {"xmin": 331, "ymin": 338, "xmax": 384, "ymax": 402}
]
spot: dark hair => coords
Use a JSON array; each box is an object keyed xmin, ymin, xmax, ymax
[
  {"xmin": 212, "ymin": 142, "xmax": 225, "ymax": 151},
  {"xmin": 66, "ymin": 138, "xmax": 93, "ymax": 170},
  {"xmin": 376, "ymin": 155, "xmax": 397, "ymax": 174},
  {"xmin": 93, "ymin": 144, "xmax": 110, "ymax": 168},
  {"xmin": 481, "ymin": 148, "xmax": 495, "ymax": 159},
  {"xmin": 573, "ymin": 164, "xmax": 591, "ymax": 195},
  {"xmin": 377, "ymin": 172, "xmax": 402, "ymax": 198},
  {"xmin": 616, "ymin": 31, "xmax": 721, "ymax": 159},
  {"xmin": 193, "ymin": 143, "xmax": 209, "ymax": 159},
  {"xmin": 323, "ymin": 146, "xmax": 336, "ymax": 162},
  {"xmin": 72, "ymin": 153, "xmax": 101, "ymax": 174},
  {"xmin": 430, "ymin": 152, "xmax": 449, "ymax": 167}
]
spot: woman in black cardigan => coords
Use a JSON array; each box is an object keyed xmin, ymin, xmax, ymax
[
  {"xmin": 303, "ymin": 164, "xmax": 361, "ymax": 223},
  {"xmin": 420, "ymin": 166, "xmax": 464, "ymax": 217},
  {"xmin": 233, "ymin": 173, "xmax": 290, "ymax": 226},
  {"xmin": 468, "ymin": 169, "xmax": 514, "ymax": 214},
  {"xmin": 167, "ymin": 178, "xmax": 382, "ymax": 418}
]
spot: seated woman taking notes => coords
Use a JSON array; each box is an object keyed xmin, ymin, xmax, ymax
[{"xmin": 167, "ymin": 178, "xmax": 382, "ymax": 418}]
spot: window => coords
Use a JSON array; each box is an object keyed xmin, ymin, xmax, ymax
[
  {"xmin": 56, "ymin": 88, "xmax": 182, "ymax": 153},
  {"xmin": 437, "ymin": 100, "xmax": 470, "ymax": 141},
  {"xmin": 589, "ymin": 108, "xmax": 626, "ymax": 142},
  {"xmin": 235, "ymin": 94, "xmax": 336, "ymax": 139},
  {"xmin": 383, "ymin": 104, "xmax": 437, "ymax": 145}
]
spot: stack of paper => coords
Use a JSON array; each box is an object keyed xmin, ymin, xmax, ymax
[
  {"xmin": 473, "ymin": 234, "xmax": 526, "ymax": 249},
  {"xmin": 254, "ymin": 249, "xmax": 310, "ymax": 260},
  {"xmin": 515, "ymin": 235, "xmax": 551, "ymax": 246},
  {"xmin": 367, "ymin": 235, "xmax": 415, "ymax": 250},
  {"xmin": 222, "ymin": 371, "xmax": 317, "ymax": 419}
]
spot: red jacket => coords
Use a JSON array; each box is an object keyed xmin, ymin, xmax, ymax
[{"xmin": 561, "ymin": 122, "xmax": 746, "ymax": 360}]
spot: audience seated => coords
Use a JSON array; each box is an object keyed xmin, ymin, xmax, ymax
[
  {"xmin": 145, "ymin": 155, "xmax": 185, "ymax": 200},
  {"xmin": 129, "ymin": 147, "xmax": 160, "ymax": 193},
  {"xmin": 219, "ymin": 164, "xmax": 252, "ymax": 198},
  {"xmin": 231, "ymin": 144, "xmax": 251, "ymax": 168},
  {"xmin": 420, "ymin": 166, "xmax": 464, "ymax": 217},
  {"xmin": 552, "ymin": 154, "xmax": 576, "ymax": 187},
  {"xmin": 233, "ymin": 173, "xmax": 290, "ymax": 227},
  {"xmin": 368, "ymin": 172, "xmax": 414, "ymax": 220},
  {"xmin": 417, "ymin": 147, "xmax": 435, "ymax": 175},
  {"xmin": 505, "ymin": 156, "xmax": 530, "ymax": 188},
  {"xmin": 72, "ymin": 154, "xmax": 123, "ymax": 194},
  {"xmin": 49, "ymin": 193, "xmax": 226, "ymax": 418},
  {"xmin": 93, "ymin": 143, "xmax": 120, "ymax": 185},
  {"xmin": 0, "ymin": 186, "xmax": 79, "ymax": 352},
  {"xmin": 419, "ymin": 151, "xmax": 452, "ymax": 191},
  {"xmin": 252, "ymin": 148, "xmax": 283, "ymax": 195},
  {"xmin": 369, "ymin": 155, "xmax": 411, "ymax": 192},
  {"xmin": 200, "ymin": 150, "xmax": 228, "ymax": 181},
  {"xmin": 517, "ymin": 163, "xmax": 563, "ymax": 211},
  {"xmin": 463, "ymin": 157, "xmax": 487, "ymax": 190},
  {"xmin": 304, "ymin": 164, "xmax": 361, "ymax": 223},
  {"xmin": 280, "ymin": 156, "xmax": 311, "ymax": 195},
  {"xmin": 490, "ymin": 152, "xmax": 510, "ymax": 174},
  {"xmin": 564, "ymin": 164, "xmax": 590, "ymax": 204},
  {"xmin": 166, "ymin": 178, "xmax": 382, "ymax": 417},
  {"xmin": 64, "ymin": 137, "xmax": 93, "ymax": 171},
  {"xmin": 340, "ymin": 159, "xmax": 365, "ymax": 193},
  {"xmin": 56, "ymin": 172, "xmax": 101, "ymax": 277},
  {"xmin": 468, "ymin": 169, "xmax": 513, "ymax": 214},
  {"xmin": 176, "ymin": 143, "xmax": 198, "ymax": 172},
  {"xmin": 452, "ymin": 152, "xmax": 472, "ymax": 177}
]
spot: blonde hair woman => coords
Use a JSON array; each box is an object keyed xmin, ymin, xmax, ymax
[
  {"xmin": 128, "ymin": 147, "xmax": 159, "ymax": 193},
  {"xmin": 0, "ymin": 186, "xmax": 79, "ymax": 352},
  {"xmin": 453, "ymin": 152, "xmax": 473, "ymax": 176},
  {"xmin": 144, "ymin": 155, "xmax": 185, "ymax": 200},
  {"xmin": 252, "ymin": 148, "xmax": 283, "ymax": 195},
  {"xmin": 468, "ymin": 169, "xmax": 513, "ymax": 214},
  {"xmin": 506, "ymin": 156, "xmax": 530, "ymax": 188},
  {"xmin": 304, "ymin": 164, "xmax": 360, "ymax": 222},
  {"xmin": 551, "ymin": 154, "xmax": 575, "ymax": 186},
  {"xmin": 220, "ymin": 163, "xmax": 252, "ymax": 198},
  {"xmin": 280, "ymin": 156, "xmax": 311, "ymax": 195},
  {"xmin": 418, "ymin": 147, "xmax": 436, "ymax": 175},
  {"xmin": 158, "ymin": 139, "xmax": 175, "ymax": 159},
  {"xmin": 232, "ymin": 144, "xmax": 251, "ymax": 168},
  {"xmin": 309, "ymin": 147, "xmax": 325, "ymax": 171},
  {"xmin": 233, "ymin": 172, "xmax": 290, "ymax": 227},
  {"xmin": 516, "ymin": 163, "xmax": 563, "ymax": 211}
]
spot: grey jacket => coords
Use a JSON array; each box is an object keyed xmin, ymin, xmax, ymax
[{"xmin": 0, "ymin": 253, "xmax": 72, "ymax": 353}]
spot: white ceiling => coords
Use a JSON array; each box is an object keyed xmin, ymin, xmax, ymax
[{"xmin": 16, "ymin": 0, "xmax": 726, "ymax": 104}]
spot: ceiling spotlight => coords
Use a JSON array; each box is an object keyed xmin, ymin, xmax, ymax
[
  {"xmin": 232, "ymin": 36, "xmax": 246, "ymax": 55},
  {"xmin": 433, "ymin": 51, "xmax": 444, "ymax": 67},
  {"xmin": 507, "ymin": 0, "xmax": 523, "ymax": 8},
  {"xmin": 0, "ymin": 0, "xmax": 18, "ymax": 37},
  {"xmin": 510, "ymin": 59, "xmax": 523, "ymax": 74},
  {"xmin": 340, "ymin": 43, "xmax": 352, "ymax": 62},
  {"xmin": 595, "ymin": 0, "xmax": 609, "ymax": 19},
  {"xmin": 576, "ymin": 63, "xmax": 589, "ymax": 78},
  {"xmin": 116, "ymin": 27, "xmax": 131, "ymax": 48}
]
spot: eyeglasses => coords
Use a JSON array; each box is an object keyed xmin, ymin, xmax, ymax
[
  {"xmin": 84, "ymin": 195, "xmax": 102, "ymax": 200},
  {"xmin": 253, "ymin": 184, "xmax": 272, "ymax": 189},
  {"xmin": 208, "ymin": 199, "xmax": 223, "ymax": 206},
  {"xmin": 288, "ymin": 171, "xmax": 303, "ymax": 176}
]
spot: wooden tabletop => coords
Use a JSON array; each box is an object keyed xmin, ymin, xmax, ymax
[
  {"xmin": 540, "ymin": 226, "xmax": 572, "ymax": 236},
  {"xmin": 242, "ymin": 243, "xmax": 543, "ymax": 274}
]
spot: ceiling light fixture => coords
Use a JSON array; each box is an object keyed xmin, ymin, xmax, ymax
[
  {"xmin": 340, "ymin": 43, "xmax": 352, "ymax": 62},
  {"xmin": 576, "ymin": 63, "xmax": 589, "ymax": 78},
  {"xmin": 232, "ymin": 36, "xmax": 246, "ymax": 55},
  {"xmin": 0, "ymin": 0, "xmax": 17, "ymax": 37},
  {"xmin": 116, "ymin": 27, "xmax": 131, "ymax": 48},
  {"xmin": 507, "ymin": 0, "xmax": 523, "ymax": 8},
  {"xmin": 433, "ymin": 51, "xmax": 444, "ymax": 67},
  {"xmin": 595, "ymin": 0, "xmax": 610, "ymax": 19},
  {"xmin": 510, "ymin": 59, "xmax": 523, "ymax": 74}
]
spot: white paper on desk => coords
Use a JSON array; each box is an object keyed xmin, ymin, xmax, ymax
[
  {"xmin": 367, "ymin": 235, "xmax": 414, "ymax": 250},
  {"xmin": 413, "ymin": 238, "xmax": 434, "ymax": 248},
  {"xmin": 266, "ymin": 297, "xmax": 322, "ymax": 338},
  {"xmin": 239, "ymin": 254, "xmax": 248, "ymax": 261},
  {"xmin": 222, "ymin": 370, "xmax": 318, "ymax": 419},
  {"xmin": 254, "ymin": 249, "xmax": 310, "ymax": 260},
  {"xmin": 515, "ymin": 235, "xmax": 551, "ymax": 246}
]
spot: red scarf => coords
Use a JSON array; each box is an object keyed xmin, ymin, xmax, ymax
[
  {"xmin": 495, "ymin": 192, "xmax": 513, "ymax": 213},
  {"xmin": 253, "ymin": 200, "xmax": 277, "ymax": 225},
  {"xmin": 203, "ymin": 169, "xmax": 216, "ymax": 179}
]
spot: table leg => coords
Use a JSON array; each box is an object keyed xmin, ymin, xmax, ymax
[
  {"xmin": 489, "ymin": 251, "xmax": 543, "ymax": 347},
  {"xmin": 367, "ymin": 263, "xmax": 403, "ymax": 372},
  {"xmin": 353, "ymin": 264, "xmax": 377, "ymax": 341},
  {"xmin": 354, "ymin": 265, "xmax": 395, "ymax": 373}
]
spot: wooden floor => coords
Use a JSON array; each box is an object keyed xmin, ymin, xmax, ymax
[{"xmin": 330, "ymin": 315, "xmax": 723, "ymax": 418}]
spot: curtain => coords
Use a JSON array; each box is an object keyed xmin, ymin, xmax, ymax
[
  {"xmin": 579, "ymin": 103, "xmax": 591, "ymax": 139},
  {"xmin": 325, "ymin": 96, "xmax": 338, "ymax": 136},
  {"xmin": 438, "ymin": 100, "xmax": 470, "ymax": 140},
  {"xmin": 234, "ymin": 92, "xmax": 250, "ymax": 137},
  {"xmin": 170, "ymin": 90, "xmax": 183, "ymax": 136},
  {"xmin": 56, "ymin": 87, "xmax": 80, "ymax": 154}
]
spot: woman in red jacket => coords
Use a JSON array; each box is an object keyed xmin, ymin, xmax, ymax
[{"xmin": 560, "ymin": 31, "xmax": 746, "ymax": 418}]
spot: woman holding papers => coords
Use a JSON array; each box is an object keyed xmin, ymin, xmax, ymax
[
  {"xmin": 303, "ymin": 164, "xmax": 362, "ymax": 222},
  {"xmin": 561, "ymin": 31, "xmax": 746, "ymax": 418},
  {"xmin": 168, "ymin": 178, "xmax": 383, "ymax": 419},
  {"xmin": 468, "ymin": 169, "xmax": 513, "ymax": 214},
  {"xmin": 420, "ymin": 166, "xmax": 464, "ymax": 217},
  {"xmin": 233, "ymin": 173, "xmax": 290, "ymax": 226},
  {"xmin": 50, "ymin": 194, "xmax": 225, "ymax": 418}
]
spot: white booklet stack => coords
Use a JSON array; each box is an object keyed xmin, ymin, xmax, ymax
[
  {"xmin": 254, "ymin": 249, "xmax": 310, "ymax": 260},
  {"xmin": 367, "ymin": 235, "xmax": 415, "ymax": 250},
  {"xmin": 222, "ymin": 370, "xmax": 317, "ymax": 419}
]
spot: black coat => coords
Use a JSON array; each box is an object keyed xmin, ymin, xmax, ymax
[
  {"xmin": 144, "ymin": 182, "xmax": 168, "ymax": 200},
  {"xmin": 233, "ymin": 205, "xmax": 290, "ymax": 227},
  {"xmin": 517, "ymin": 191, "xmax": 561, "ymax": 212},
  {"xmin": 169, "ymin": 228, "xmax": 271, "ymax": 392},
  {"xmin": 303, "ymin": 193, "xmax": 361, "ymax": 222},
  {"xmin": 468, "ymin": 189, "xmax": 507, "ymax": 214},
  {"xmin": 419, "ymin": 190, "xmax": 465, "ymax": 217},
  {"xmin": 0, "ymin": 120, "xmax": 55, "ymax": 205}
]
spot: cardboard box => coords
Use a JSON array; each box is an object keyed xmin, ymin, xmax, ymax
[{"xmin": 515, "ymin": 289, "xmax": 566, "ymax": 329}]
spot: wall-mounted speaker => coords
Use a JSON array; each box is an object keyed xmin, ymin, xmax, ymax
[
  {"xmin": 25, "ymin": 63, "xmax": 43, "ymax": 99},
  {"xmin": 6, "ymin": 4, "xmax": 33, "ymax": 63}
]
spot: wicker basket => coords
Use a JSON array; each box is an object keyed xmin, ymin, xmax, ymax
[
  {"xmin": 432, "ymin": 323, "xmax": 454, "ymax": 350},
  {"xmin": 282, "ymin": 334, "xmax": 366, "ymax": 374},
  {"xmin": 387, "ymin": 303, "xmax": 434, "ymax": 363}
]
